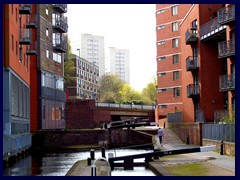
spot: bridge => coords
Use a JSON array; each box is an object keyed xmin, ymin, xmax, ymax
[{"xmin": 95, "ymin": 102, "xmax": 156, "ymax": 122}]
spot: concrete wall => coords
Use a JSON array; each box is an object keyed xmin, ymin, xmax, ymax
[
  {"xmin": 203, "ymin": 139, "xmax": 235, "ymax": 156},
  {"xmin": 168, "ymin": 123, "xmax": 202, "ymax": 146}
]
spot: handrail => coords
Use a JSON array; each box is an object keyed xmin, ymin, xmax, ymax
[{"xmin": 91, "ymin": 157, "xmax": 111, "ymax": 176}]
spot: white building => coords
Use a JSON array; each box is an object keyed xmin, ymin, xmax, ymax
[
  {"xmin": 106, "ymin": 47, "xmax": 130, "ymax": 84},
  {"xmin": 80, "ymin": 34, "xmax": 105, "ymax": 77}
]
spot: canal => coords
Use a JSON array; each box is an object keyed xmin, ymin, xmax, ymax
[{"xmin": 3, "ymin": 149, "xmax": 156, "ymax": 176}]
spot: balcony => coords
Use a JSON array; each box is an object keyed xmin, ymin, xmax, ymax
[
  {"xmin": 185, "ymin": 28, "xmax": 198, "ymax": 45},
  {"xmin": 52, "ymin": 17, "xmax": 68, "ymax": 33},
  {"xmin": 19, "ymin": 4, "xmax": 32, "ymax": 14},
  {"xmin": 26, "ymin": 41, "xmax": 37, "ymax": 55},
  {"xmin": 26, "ymin": 14, "xmax": 37, "ymax": 29},
  {"xmin": 42, "ymin": 87, "xmax": 66, "ymax": 102},
  {"xmin": 186, "ymin": 56, "xmax": 198, "ymax": 71},
  {"xmin": 52, "ymin": 4, "xmax": 67, "ymax": 13},
  {"xmin": 218, "ymin": 39, "xmax": 235, "ymax": 58},
  {"xmin": 200, "ymin": 17, "xmax": 226, "ymax": 42},
  {"xmin": 19, "ymin": 29, "xmax": 32, "ymax": 45},
  {"xmin": 219, "ymin": 74, "xmax": 235, "ymax": 91},
  {"xmin": 217, "ymin": 5, "xmax": 235, "ymax": 25},
  {"xmin": 187, "ymin": 84, "xmax": 200, "ymax": 98},
  {"xmin": 53, "ymin": 40, "xmax": 67, "ymax": 53}
]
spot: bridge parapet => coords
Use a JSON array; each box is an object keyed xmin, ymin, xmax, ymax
[{"xmin": 96, "ymin": 102, "xmax": 155, "ymax": 111}]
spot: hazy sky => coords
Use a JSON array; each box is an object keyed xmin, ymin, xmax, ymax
[{"xmin": 67, "ymin": 4, "xmax": 156, "ymax": 91}]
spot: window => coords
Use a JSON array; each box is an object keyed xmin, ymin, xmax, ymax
[
  {"xmin": 173, "ymin": 54, "xmax": 179, "ymax": 64},
  {"xmin": 53, "ymin": 52, "xmax": 61, "ymax": 63},
  {"xmin": 158, "ymin": 41, "xmax": 166, "ymax": 45},
  {"xmin": 46, "ymin": 27, "xmax": 49, "ymax": 36},
  {"xmin": 172, "ymin": 22, "xmax": 178, "ymax": 32},
  {"xmin": 12, "ymin": 35, "xmax": 14, "ymax": 51},
  {"xmin": 19, "ymin": 47, "xmax": 23, "ymax": 62},
  {"xmin": 172, "ymin": 38, "xmax": 179, "ymax": 48},
  {"xmin": 159, "ymin": 105, "xmax": 167, "ymax": 108},
  {"xmin": 172, "ymin": 6, "xmax": 178, "ymax": 15},
  {"xmin": 159, "ymin": 72, "xmax": 166, "ymax": 76},
  {"xmin": 156, "ymin": 9, "xmax": 165, "ymax": 14},
  {"xmin": 46, "ymin": 5, "xmax": 48, "ymax": 15},
  {"xmin": 16, "ymin": 41, "xmax": 18, "ymax": 55},
  {"xmin": 173, "ymin": 71, "xmax": 179, "ymax": 80},
  {"xmin": 46, "ymin": 49, "xmax": 50, "ymax": 58},
  {"xmin": 174, "ymin": 88, "xmax": 180, "ymax": 97},
  {"xmin": 158, "ymin": 89, "xmax": 167, "ymax": 92},
  {"xmin": 157, "ymin": 25, "xmax": 165, "ymax": 30}
]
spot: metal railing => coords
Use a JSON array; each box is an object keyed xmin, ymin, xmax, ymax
[
  {"xmin": 20, "ymin": 29, "xmax": 32, "ymax": 44},
  {"xmin": 42, "ymin": 87, "xmax": 66, "ymax": 102},
  {"xmin": 200, "ymin": 17, "xmax": 225, "ymax": 40},
  {"xmin": 27, "ymin": 41, "xmax": 37, "ymax": 55},
  {"xmin": 26, "ymin": 14, "xmax": 37, "ymax": 29},
  {"xmin": 217, "ymin": 5, "xmax": 235, "ymax": 25},
  {"xmin": 53, "ymin": 40, "xmax": 67, "ymax": 52},
  {"xmin": 52, "ymin": 17, "xmax": 68, "ymax": 33},
  {"xmin": 202, "ymin": 123, "xmax": 235, "ymax": 142},
  {"xmin": 218, "ymin": 39, "xmax": 235, "ymax": 58},
  {"xmin": 185, "ymin": 28, "xmax": 197, "ymax": 44},
  {"xmin": 187, "ymin": 84, "xmax": 200, "ymax": 98},
  {"xmin": 19, "ymin": 4, "xmax": 32, "ymax": 14},
  {"xmin": 52, "ymin": 4, "xmax": 67, "ymax": 13},
  {"xmin": 219, "ymin": 74, "xmax": 235, "ymax": 91},
  {"xmin": 95, "ymin": 102, "xmax": 155, "ymax": 110},
  {"xmin": 186, "ymin": 56, "xmax": 198, "ymax": 71}
]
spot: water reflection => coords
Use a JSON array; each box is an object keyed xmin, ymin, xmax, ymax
[{"xmin": 3, "ymin": 149, "xmax": 156, "ymax": 176}]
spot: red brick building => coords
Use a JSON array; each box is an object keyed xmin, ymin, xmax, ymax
[{"xmin": 156, "ymin": 4, "xmax": 235, "ymax": 123}]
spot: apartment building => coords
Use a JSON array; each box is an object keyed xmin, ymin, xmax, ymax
[
  {"xmin": 30, "ymin": 4, "xmax": 68, "ymax": 131},
  {"xmin": 155, "ymin": 4, "xmax": 192, "ymax": 120},
  {"xmin": 79, "ymin": 34, "xmax": 105, "ymax": 77},
  {"xmin": 67, "ymin": 55, "xmax": 99, "ymax": 99},
  {"xmin": 156, "ymin": 4, "xmax": 235, "ymax": 123},
  {"xmin": 105, "ymin": 47, "xmax": 130, "ymax": 84},
  {"xmin": 3, "ymin": 4, "xmax": 33, "ymax": 160}
]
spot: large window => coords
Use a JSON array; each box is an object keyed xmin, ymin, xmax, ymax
[
  {"xmin": 53, "ymin": 52, "xmax": 62, "ymax": 63},
  {"xmin": 173, "ymin": 54, "xmax": 179, "ymax": 64},
  {"xmin": 173, "ymin": 71, "xmax": 179, "ymax": 81},
  {"xmin": 174, "ymin": 88, "xmax": 180, "ymax": 97},
  {"xmin": 172, "ymin": 6, "xmax": 178, "ymax": 15},
  {"xmin": 46, "ymin": 49, "xmax": 50, "ymax": 58},
  {"xmin": 172, "ymin": 22, "xmax": 178, "ymax": 32},
  {"xmin": 172, "ymin": 38, "xmax": 179, "ymax": 48}
]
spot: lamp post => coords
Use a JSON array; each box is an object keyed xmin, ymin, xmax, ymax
[{"xmin": 77, "ymin": 48, "xmax": 80, "ymax": 58}]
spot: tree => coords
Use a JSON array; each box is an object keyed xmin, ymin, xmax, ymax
[
  {"xmin": 119, "ymin": 84, "xmax": 143, "ymax": 104},
  {"xmin": 98, "ymin": 74, "xmax": 124, "ymax": 103},
  {"xmin": 64, "ymin": 40, "xmax": 76, "ymax": 87},
  {"xmin": 141, "ymin": 77, "xmax": 157, "ymax": 105}
]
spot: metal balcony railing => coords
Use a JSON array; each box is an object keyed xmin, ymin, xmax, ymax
[
  {"xmin": 52, "ymin": 4, "xmax": 67, "ymax": 13},
  {"xmin": 219, "ymin": 74, "xmax": 235, "ymax": 91},
  {"xmin": 26, "ymin": 41, "xmax": 37, "ymax": 55},
  {"xmin": 52, "ymin": 17, "xmax": 68, "ymax": 33},
  {"xmin": 53, "ymin": 39, "xmax": 67, "ymax": 53},
  {"xmin": 187, "ymin": 84, "xmax": 200, "ymax": 98},
  {"xmin": 186, "ymin": 56, "xmax": 198, "ymax": 71},
  {"xmin": 19, "ymin": 4, "xmax": 32, "ymax": 14},
  {"xmin": 200, "ymin": 17, "xmax": 226, "ymax": 41},
  {"xmin": 217, "ymin": 5, "xmax": 235, "ymax": 25},
  {"xmin": 19, "ymin": 29, "xmax": 32, "ymax": 45},
  {"xmin": 26, "ymin": 14, "xmax": 37, "ymax": 29},
  {"xmin": 218, "ymin": 39, "xmax": 235, "ymax": 58},
  {"xmin": 42, "ymin": 87, "xmax": 66, "ymax": 102},
  {"xmin": 185, "ymin": 28, "xmax": 198, "ymax": 45}
]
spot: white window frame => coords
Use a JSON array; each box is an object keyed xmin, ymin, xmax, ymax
[
  {"xmin": 172, "ymin": 38, "xmax": 179, "ymax": 48},
  {"xmin": 172, "ymin": 22, "xmax": 178, "ymax": 32},
  {"xmin": 172, "ymin": 5, "xmax": 178, "ymax": 16},
  {"xmin": 158, "ymin": 41, "xmax": 166, "ymax": 46},
  {"xmin": 173, "ymin": 88, "xmax": 180, "ymax": 97}
]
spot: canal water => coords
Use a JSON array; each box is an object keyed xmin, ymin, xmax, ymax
[{"xmin": 3, "ymin": 149, "xmax": 156, "ymax": 176}]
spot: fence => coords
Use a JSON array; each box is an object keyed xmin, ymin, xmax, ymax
[
  {"xmin": 202, "ymin": 124, "xmax": 235, "ymax": 142},
  {"xmin": 167, "ymin": 112, "xmax": 183, "ymax": 123}
]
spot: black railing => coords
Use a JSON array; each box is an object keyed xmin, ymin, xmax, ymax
[
  {"xmin": 19, "ymin": 4, "xmax": 32, "ymax": 14},
  {"xmin": 53, "ymin": 40, "xmax": 67, "ymax": 53},
  {"xmin": 26, "ymin": 14, "xmax": 37, "ymax": 29},
  {"xmin": 186, "ymin": 56, "xmax": 198, "ymax": 71},
  {"xmin": 219, "ymin": 74, "xmax": 235, "ymax": 91},
  {"xmin": 187, "ymin": 84, "xmax": 200, "ymax": 98},
  {"xmin": 217, "ymin": 5, "xmax": 235, "ymax": 25},
  {"xmin": 218, "ymin": 39, "xmax": 235, "ymax": 58},
  {"xmin": 20, "ymin": 29, "xmax": 32, "ymax": 45},
  {"xmin": 185, "ymin": 28, "xmax": 197, "ymax": 45},
  {"xmin": 26, "ymin": 41, "xmax": 37, "ymax": 55},
  {"xmin": 52, "ymin": 17, "xmax": 68, "ymax": 33},
  {"xmin": 52, "ymin": 4, "xmax": 67, "ymax": 13},
  {"xmin": 42, "ymin": 87, "xmax": 66, "ymax": 102}
]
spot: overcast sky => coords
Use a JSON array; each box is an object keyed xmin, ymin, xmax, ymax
[{"xmin": 67, "ymin": 4, "xmax": 156, "ymax": 91}]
